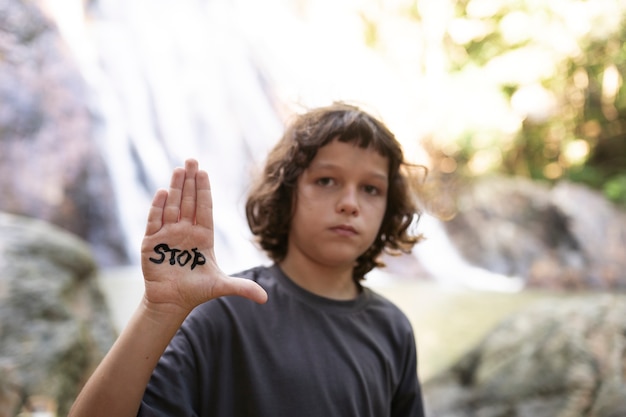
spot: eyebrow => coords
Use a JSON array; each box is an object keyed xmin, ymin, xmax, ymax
[{"xmin": 309, "ymin": 162, "xmax": 389, "ymax": 183}]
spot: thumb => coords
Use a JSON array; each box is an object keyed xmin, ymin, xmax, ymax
[{"xmin": 214, "ymin": 277, "xmax": 268, "ymax": 304}]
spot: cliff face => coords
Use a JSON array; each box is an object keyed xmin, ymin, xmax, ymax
[{"xmin": 0, "ymin": 0, "xmax": 129, "ymax": 268}]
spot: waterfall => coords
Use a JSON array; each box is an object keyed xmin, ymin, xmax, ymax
[
  {"xmin": 411, "ymin": 214, "xmax": 524, "ymax": 292},
  {"xmin": 45, "ymin": 0, "xmax": 289, "ymax": 272},
  {"xmin": 44, "ymin": 0, "xmax": 523, "ymax": 291}
]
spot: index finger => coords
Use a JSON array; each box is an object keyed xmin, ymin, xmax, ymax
[{"xmin": 163, "ymin": 167, "xmax": 185, "ymax": 224}]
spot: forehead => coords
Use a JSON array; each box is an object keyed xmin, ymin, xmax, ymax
[{"xmin": 309, "ymin": 140, "xmax": 389, "ymax": 177}]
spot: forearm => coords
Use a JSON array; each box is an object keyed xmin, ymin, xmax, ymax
[
  {"xmin": 68, "ymin": 298, "xmax": 189, "ymax": 417},
  {"xmin": 68, "ymin": 158, "xmax": 267, "ymax": 417}
]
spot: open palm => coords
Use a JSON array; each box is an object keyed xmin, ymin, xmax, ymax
[{"xmin": 140, "ymin": 159, "xmax": 267, "ymax": 314}]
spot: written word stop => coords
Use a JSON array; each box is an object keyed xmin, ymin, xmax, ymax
[{"xmin": 149, "ymin": 243, "xmax": 206, "ymax": 270}]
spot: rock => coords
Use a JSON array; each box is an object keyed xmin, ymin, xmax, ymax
[
  {"xmin": 443, "ymin": 176, "xmax": 626, "ymax": 289},
  {"xmin": 0, "ymin": 212, "xmax": 117, "ymax": 417},
  {"xmin": 0, "ymin": 0, "xmax": 129, "ymax": 267},
  {"xmin": 0, "ymin": 364, "xmax": 22, "ymax": 417},
  {"xmin": 423, "ymin": 295, "xmax": 626, "ymax": 417},
  {"xmin": 550, "ymin": 181, "xmax": 626, "ymax": 289}
]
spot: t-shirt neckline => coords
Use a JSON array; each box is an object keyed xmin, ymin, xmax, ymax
[{"xmin": 270, "ymin": 264, "xmax": 371, "ymax": 314}]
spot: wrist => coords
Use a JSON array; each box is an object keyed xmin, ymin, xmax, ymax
[{"xmin": 137, "ymin": 296, "xmax": 191, "ymax": 330}]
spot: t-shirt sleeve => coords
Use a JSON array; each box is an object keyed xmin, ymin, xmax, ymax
[
  {"xmin": 391, "ymin": 321, "xmax": 426, "ymax": 417},
  {"xmin": 137, "ymin": 317, "xmax": 204, "ymax": 417}
]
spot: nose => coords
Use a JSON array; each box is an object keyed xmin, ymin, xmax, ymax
[{"xmin": 337, "ymin": 187, "xmax": 359, "ymax": 216}]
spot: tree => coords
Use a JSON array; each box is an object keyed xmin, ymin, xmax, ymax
[{"xmin": 439, "ymin": 0, "xmax": 626, "ymax": 206}]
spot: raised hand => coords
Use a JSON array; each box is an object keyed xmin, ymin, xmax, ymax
[{"xmin": 140, "ymin": 159, "xmax": 267, "ymax": 315}]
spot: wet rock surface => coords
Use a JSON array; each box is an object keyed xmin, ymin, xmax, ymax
[
  {"xmin": 0, "ymin": 212, "xmax": 117, "ymax": 417},
  {"xmin": 424, "ymin": 295, "xmax": 626, "ymax": 417},
  {"xmin": 444, "ymin": 176, "xmax": 626, "ymax": 290}
]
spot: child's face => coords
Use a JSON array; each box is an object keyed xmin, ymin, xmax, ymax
[{"xmin": 285, "ymin": 139, "xmax": 389, "ymax": 271}]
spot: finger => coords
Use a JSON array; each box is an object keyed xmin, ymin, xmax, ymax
[
  {"xmin": 180, "ymin": 159, "xmax": 199, "ymax": 223},
  {"xmin": 145, "ymin": 189, "xmax": 168, "ymax": 236},
  {"xmin": 214, "ymin": 277, "xmax": 268, "ymax": 304},
  {"xmin": 163, "ymin": 167, "xmax": 186, "ymax": 224},
  {"xmin": 195, "ymin": 170, "xmax": 213, "ymax": 229}
]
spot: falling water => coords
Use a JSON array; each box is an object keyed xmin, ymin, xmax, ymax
[
  {"xmin": 45, "ymin": 0, "xmax": 292, "ymax": 272},
  {"xmin": 44, "ymin": 0, "xmax": 523, "ymax": 291}
]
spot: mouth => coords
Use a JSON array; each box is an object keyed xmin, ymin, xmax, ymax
[{"xmin": 330, "ymin": 224, "xmax": 358, "ymax": 236}]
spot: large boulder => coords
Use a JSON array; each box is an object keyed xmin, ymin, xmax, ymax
[
  {"xmin": 0, "ymin": 0, "xmax": 128, "ymax": 267},
  {"xmin": 444, "ymin": 176, "xmax": 626, "ymax": 289},
  {"xmin": 0, "ymin": 212, "xmax": 117, "ymax": 417},
  {"xmin": 424, "ymin": 295, "xmax": 626, "ymax": 417}
]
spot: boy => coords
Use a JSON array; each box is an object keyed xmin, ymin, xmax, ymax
[{"xmin": 69, "ymin": 102, "xmax": 426, "ymax": 416}]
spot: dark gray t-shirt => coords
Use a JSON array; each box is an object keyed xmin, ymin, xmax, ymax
[{"xmin": 138, "ymin": 264, "xmax": 425, "ymax": 417}]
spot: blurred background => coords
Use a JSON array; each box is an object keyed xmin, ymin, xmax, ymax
[{"xmin": 1, "ymin": 0, "xmax": 626, "ymax": 416}]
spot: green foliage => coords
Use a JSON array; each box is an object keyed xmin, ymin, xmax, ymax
[
  {"xmin": 438, "ymin": 0, "xmax": 626, "ymax": 208},
  {"xmin": 356, "ymin": 0, "xmax": 626, "ymax": 207},
  {"xmin": 604, "ymin": 174, "xmax": 626, "ymax": 206}
]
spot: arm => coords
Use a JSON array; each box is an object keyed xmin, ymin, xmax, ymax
[{"xmin": 68, "ymin": 159, "xmax": 267, "ymax": 417}]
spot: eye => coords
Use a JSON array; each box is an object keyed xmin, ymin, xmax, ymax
[
  {"xmin": 316, "ymin": 177, "xmax": 335, "ymax": 187},
  {"xmin": 363, "ymin": 185, "xmax": 381, "ymax": 196}
]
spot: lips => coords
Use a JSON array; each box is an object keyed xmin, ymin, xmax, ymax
[{"xmin": 330, "ymin": 224, "xmax": 358, "ymax": 236}]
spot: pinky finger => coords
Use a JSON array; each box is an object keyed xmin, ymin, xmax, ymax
[{"xmin": 145, "ymin": 189, "xmax": 168, "ymax": 236}]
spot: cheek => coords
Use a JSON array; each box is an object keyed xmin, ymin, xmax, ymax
[
  {"xmin": 360, "ymin": 205, "xmax": 386, "ymax": 239},
  {"xmin": 295, "ymin": 187, "xmax": 323, "ymax": 211},
  {"xmin": 371, "ymin": 206, "xmax": 388, "ymax": 238},
  {"xmin": 365, "ymin": 199, "xmax": 387, "ymax": 221},
  {"xmin": 290, "ymin": 193, "xmax": 319, "ymax": 228}
]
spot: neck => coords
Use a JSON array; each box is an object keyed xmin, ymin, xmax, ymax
[{"xmin": 278, "ymin": 258, "xmax": 359, "ymax": 300}]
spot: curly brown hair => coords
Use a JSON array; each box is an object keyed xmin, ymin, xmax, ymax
[{"xmin": 245, "ymin": 102, "xmax": 425, "ymax": 281}]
